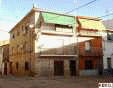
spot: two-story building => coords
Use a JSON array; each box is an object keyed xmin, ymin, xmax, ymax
[
  {"xmin": 35, "ymin": 11, "xmax": 77, "ymax": 78},
  {"xmin": 76, "ymin": 16, "xmax": 105, "ymax": 76}
]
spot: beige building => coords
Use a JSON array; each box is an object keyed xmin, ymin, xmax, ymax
[{"xmin": 0, "ymin": 40, "xmax": 9, "ymax": 75}]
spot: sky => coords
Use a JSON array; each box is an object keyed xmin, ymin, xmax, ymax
[{"xmin": 0, "ymin": 0, "xmax": 113, "ymax": 40}]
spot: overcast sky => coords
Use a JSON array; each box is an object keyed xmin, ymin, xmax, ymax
[{"xmin": 0, "ymin": 0, "xmax": 113, "ymax": 40}]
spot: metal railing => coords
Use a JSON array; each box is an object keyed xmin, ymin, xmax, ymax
[
  {"xmin": 79, "ymin": 47, "xmax": 103, "ymax": 56},
  {"xmin": 38, "ymin": 47, "xmax": 77, "ymax": 55}
]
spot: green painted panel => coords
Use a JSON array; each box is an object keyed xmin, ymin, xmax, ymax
[{"xmin": 42, "ymin": 12, "xmax": 75, "ymax": 26}]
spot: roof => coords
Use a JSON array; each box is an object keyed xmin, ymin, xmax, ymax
[
  {"xmin": 0, "ymin": 40, "xmax": 9, "ymax": 47},
  {"xmin": 9, "ymin": 8, "xmax": 35, "ymax": 33},
  {"xmin": 10, "ymin": 7, "xmax": 75, "ymax": 33},
  {"xmin": 77, "ymin": 16, "xmax": 105, "ymax": 30},
  {"xmin": 41, "ymin": 12, "xmax": 75, "ymax": 26},
  {"xmin": 77, "ymin": 16, "xmax": 101, "ymax": 21},
  {"xmin": 102, "ymin": 19, "xmax": 113, "ymax": 30}
]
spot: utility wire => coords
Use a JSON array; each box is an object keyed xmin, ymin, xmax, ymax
[
  {"xmin": 0, "ymin": 12, "xmax": 113, "ymax": 33},
  {"xmin": 97, "ymin": 12, "xmax": 113, "ymax": 19},
  {"xmin": 47, "ymin": 0, "xmax": 98, "ymax": 20},
  {"xmin": 65, "ymin": 0, "xmax": 97, "ymax": 14}
]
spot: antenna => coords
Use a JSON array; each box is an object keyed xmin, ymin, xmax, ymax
[{"xmin": 32, "ymin": 0, "xmax": 35, "ymax": 8}]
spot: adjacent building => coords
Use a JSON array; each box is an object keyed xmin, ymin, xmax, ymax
[
  {"xmin": 76, "ymin": 16, "xmax": 105, "ymax": 76},
  {"xmin": 0, "ymin": 40, "xmax": 9, "ymax": 75},
  {"xmin": 35, "ymin": 10, "xmax": 76, "ymax": 78},
  {"xmin": 102, "ymin": 19, "xmax": 113, "ymax": 75}
]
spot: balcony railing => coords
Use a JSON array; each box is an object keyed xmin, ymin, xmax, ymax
[
  {"xmin": 41, "ymin": 30, "xmax": 73, "ymax": 36},
  {"xmin": 79, "ymin": 47, "xmax": 103, "ymax": 56},
  {"xmin": 38, "ymin": 47, "xmax": 77, "ymax": 56}
]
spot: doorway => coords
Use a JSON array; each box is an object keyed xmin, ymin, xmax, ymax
[
  {"xmin": 69, "ymin": 60, "xmax": 76, "ymax": 76},
  {"xmin": 4, "ymin": 63, "xmax": 7, "ymax": 75},
  {"xmin": 54, "ymin": 60, "xmax": 64, "ymax": 76},
  {"xmin": 9, "ymin": 62, "xmax": 12, "ymax": 74}
]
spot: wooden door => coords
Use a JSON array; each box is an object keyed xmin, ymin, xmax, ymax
[
  {"xmin": 54, "ymin": 61, "xmax": 64, "ymax": 76},
  {"xmin": 70, "ymin": 60, "xmax": 76, "ymax": 76}
]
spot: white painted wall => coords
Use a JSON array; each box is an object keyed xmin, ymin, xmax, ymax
[
  {"xmin": 102, "ymin": 31, "xmax": 113, "ymax": 69},
  {"xmin": 35, "ymin": 22, "xmax": 95, "ymax": 54}
]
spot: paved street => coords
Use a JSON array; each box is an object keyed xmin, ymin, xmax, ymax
[{"xmin": 0, "ymin": 76, "xmax": 112, "ymax": 88}]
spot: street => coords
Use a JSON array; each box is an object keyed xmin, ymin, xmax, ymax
[{"xmin": 0, "ymin": 76, "xmax": 112, "ymax": 88}]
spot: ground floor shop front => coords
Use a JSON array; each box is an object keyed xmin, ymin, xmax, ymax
[
  {"xmin": 7, "ymin": 56, "xmax": 103, "ymax": 77},
  {"xmin": 35, "ymin": 56, "xmax": 77, "ymax": 78},
  {"xmin": 35, "ymin": 56, "xmax": 103, "ymax": 78}
]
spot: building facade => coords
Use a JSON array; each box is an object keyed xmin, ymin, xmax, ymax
[
  {"xmin": 76, "ymin": 16, "xmax": 105, "ymax": 76},
  {"xmin": 9, "ymin": 8, "xmax": 105, "ymax": 77},
  {"xmin": 0, "ymin": 40, "xmax": 9, "ymax": 75},
  {"xmin": 9, "ymin": 9, "xmax": 36, "ymax": 76},
  {"xmin": 102, "ymin": 20, "xmax": 113, "ymax": 75},
  {"xmin": 35, "ymin": 11, "xmax": 77, "ymax": 78},
  {"xmin": 9, "ymin": 8, "xmax": 77, "ymax": 77}
]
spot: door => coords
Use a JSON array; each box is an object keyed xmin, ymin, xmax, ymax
[
  {"xmin": 4, "ymin": 63, "xmax": 7, "ymax": 75},
  {"xmin": 9, "ymin": 62, "xmax": 12, "ymax": 74},
  {"xmin": 69, "ymin": 60, "xmax": 76, "ymax": 76},
  {"xmin": 54, "ymin": 60, "xmax": 64, "ymax": 76}
]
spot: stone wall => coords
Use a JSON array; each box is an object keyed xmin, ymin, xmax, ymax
[{"xmin": 35, "ymin": 57, "xmax": 76, "ymax": 78}]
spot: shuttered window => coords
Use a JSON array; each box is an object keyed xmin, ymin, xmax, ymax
[{"xmin": 85, "ymin": 42, "xmax": 91, "ymax": 51}]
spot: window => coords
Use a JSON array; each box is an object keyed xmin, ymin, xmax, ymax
[
  {"xmin": 107, "ymin": 57, "xmax": 111, "ymax": 69},
  {"xmin": 107, "ymin": 32, "xmax": 113, "ymax": 41},
  {"xmin": 17, "ymin": 30, "xmax": 20, "ymax": 36},
  {"xmin": 22, "ymin": 25, "xmax": 29, "ymax": 35},
  {"xmin": 25, "ymin": 62, "xmax": 29, "ymax": 71},
  {"xmin": 17, "ymin": 45, "xmax": 19, "ymax": 52},
  {"xmin": 16, "ymin": 62, "xmax": 19, "ymax": 71},
  {"xmin": 23, "ymin": 43, "xmax": 26, "ymax": 52},
  {"xmin": 11, "ymin": 33, "xmax": 15, "ymax": 39},
  {"xmin": 85, "ymin": 60, "xmax": 93, "ymax": 70},
  {"xmin": 55, "ymin": 24, "xmax": 73, "ymax": 33},
  {"xmin": 12, "ymin": 34, "xmax": 15, "ymax": 39},
  {"xmin": 38, "ymin": 21, "xmax": 42, "ymax": 28},
  {"xmin": 43, "ymin": 23, "xmax": 55, "ymax": 31},
  {"xmin": 85, "ymin": 41, "xmax": 91, "ymax": 51},
  {"xmin": 22, "ymin": 25, "xmax": 24, "ymax": 30},
  {"xmin": 12, "ymin": 47, "xmax": 14, "ymax": 55}
]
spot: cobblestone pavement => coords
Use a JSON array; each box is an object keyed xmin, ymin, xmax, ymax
[{"xmin": 0, "ymin": 76, "xmax": 112, "ymax": 88}]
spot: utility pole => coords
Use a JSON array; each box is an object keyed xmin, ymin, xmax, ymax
[{"xmin": 32, "ymin": 0, "xmax": 35, "ymax": 8}]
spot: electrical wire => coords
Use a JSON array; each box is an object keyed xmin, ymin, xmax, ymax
[
  {"xmin": 97, "ymin": 12, "xmax": 113, "ymax": 19},
  {"xmin": 65, "ymin": 0, "xmax": 97, "ymax": 14},
  {"xmin": 47, "ymin": 0, "xmax": 98, "ymax": 20}
]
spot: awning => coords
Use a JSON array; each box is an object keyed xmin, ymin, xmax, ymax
[
  {"xmin": 42, "ymin": 12, "xmax": 75, "ymax": 26},
  {"xmin": 79, "ymin": 19, "xmax": 105, "ymax": 30}
]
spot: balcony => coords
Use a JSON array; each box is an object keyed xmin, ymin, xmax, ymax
[
  {"xmin": 37, "ymin": 45, "xmax": 77, "ymax": 57},
  {"xmin": 79, "ymin": 47, "xmax": 103, "ymax": 56},
  {"xmin": 77, "ymin": 30, "xmax": 102, "ymax": 37}
]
